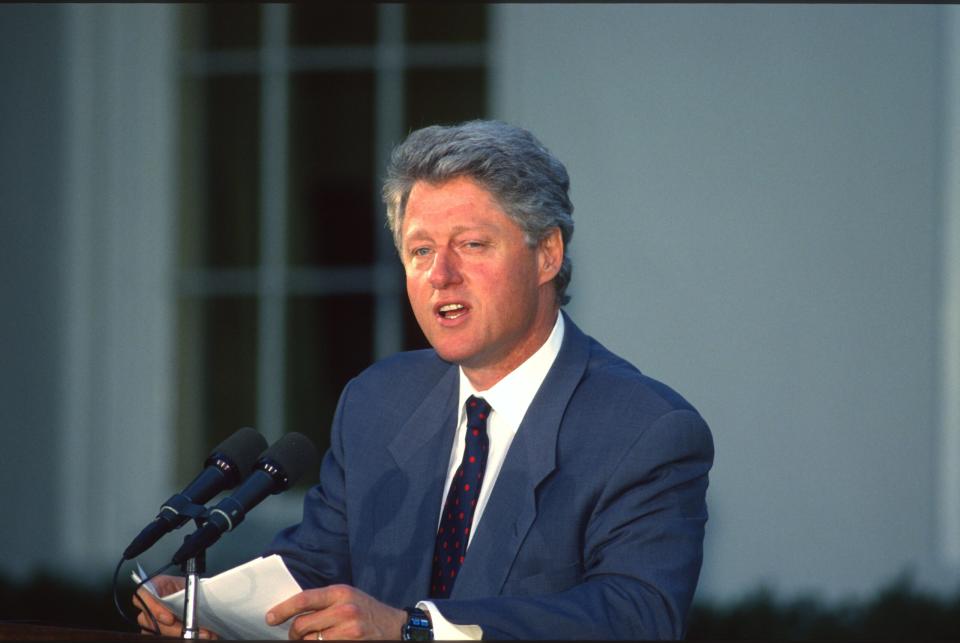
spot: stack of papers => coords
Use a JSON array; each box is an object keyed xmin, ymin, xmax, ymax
[{"xmin": 133, "ymin": 554, "xmax": 302, "ymax": 640}]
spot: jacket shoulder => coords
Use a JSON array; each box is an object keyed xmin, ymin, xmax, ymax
[
  {"xmin": 343, "ymin": 348, "xmax": 453, "ymax": 409},
  {"xmin": 576, "ymin": 334, "xmax": 702, "ymax": 419}
]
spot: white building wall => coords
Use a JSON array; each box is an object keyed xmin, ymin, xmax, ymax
[
  {"xmin": 2, "ymin": 2, "xmax": 958, "ymax": 606},
  {"xmin": 492, "ymin": 4, "xmax": 951, "ymax": 601},
  {"xmin": 58, "ymin": 3, "xmax": 178, "ymax": 577},
  {"xmin": 0, "ymin": 4, "xmax": 66, "ymax": 581},
  {"xmin": 0, "ymin": 4, "xmax": 177, "ymax": 581}
]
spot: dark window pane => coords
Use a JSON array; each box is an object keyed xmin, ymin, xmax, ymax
[
  {"xmin": 406, "ymin": 4, "xmax": 486, "ymax": 44},
  {"xmin": 402, "ymin": 298, "xmax": 431, "ymax": 353},
  {"xmin": 288, "ymin": 71, "xmax": 375, "ymax": 267},
  {"xmin": 176, "ymin": 296, "xmax": 258, "ymax": 485},
  {"xmin": 191, "ymin": 75, "xmax": 261, "ymax": 268},
  {"xmin": 286, "ymin": 295, "xmax": 375, "ymax": 463},
  {"xmin": 204, "ymin": 4, "xmax": 261, "ymax": 50},
  {"xmin": 289, "ymin": 3, "xmax": 377, "ymax": 47},
  {"xmin": 203, "ymin": 297, "xmax": 259, "ymax": 449},
  {"xmin": 405, "ymin": 68, "xmax": 487, "ymax": 130},
  {"xmin": 178, "ymin": 5, "xmax": 204, "ymax": 52}
]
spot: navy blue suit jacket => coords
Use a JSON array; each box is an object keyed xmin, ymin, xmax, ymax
[{"xmin": 266, "ymin": 314, "xmax": 714, "ymax": 639}]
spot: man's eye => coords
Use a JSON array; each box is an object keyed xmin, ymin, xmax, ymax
[
  {"xmin": 412, "ymin": 247, "xmax": 431, "ymax": 257},
  {"xmin": 463, "ymin": 241, "xmax": 485, "ymax": 249}
]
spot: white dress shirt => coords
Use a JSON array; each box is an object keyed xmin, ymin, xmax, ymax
[{"xmin": 418, "ymin": 313, "xmax": 566, "ymax": 640}]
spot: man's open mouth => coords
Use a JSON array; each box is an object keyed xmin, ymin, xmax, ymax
[{"xmin": 438, "ymin": 303, "xmax": 467, "ymax": 320}]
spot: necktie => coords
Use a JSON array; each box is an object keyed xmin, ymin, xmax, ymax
[{"xmin": 429, "ymin": 395, "xmax": 491, "ymax": 599}]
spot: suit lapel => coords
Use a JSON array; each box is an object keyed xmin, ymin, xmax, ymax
[
  {"xmin": 377, "ymin": 363, "xmax": 459, "ymax": 602},
  {"xmin": 452, "ymin": 314, "xmax": 591, "ymax": 598}
]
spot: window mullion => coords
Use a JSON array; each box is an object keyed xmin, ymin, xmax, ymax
[
  {"xmin": 257, "ymin": 3, "xmax": 290, "ymax": 443},
  {"xmin": 373, "ymin": 4, "xmax": 406, "ymax": 361}
]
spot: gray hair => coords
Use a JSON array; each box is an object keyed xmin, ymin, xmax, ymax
[{"xmin": 382, "ymin": 120, "xmax": 575, "ymax": 306}]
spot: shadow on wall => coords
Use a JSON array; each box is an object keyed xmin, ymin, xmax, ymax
[{"xmin": 1, "ymin": 570, "xmax": 960, "ymax": 638}]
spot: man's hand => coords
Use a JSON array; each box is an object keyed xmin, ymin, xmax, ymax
[
  {"xmin": 266, "ymin": 584, "xmax": 407, "ymax": 640},
  {"xmin": 132, "ymin": 574, "xmax": 220, "ymax": 639}
]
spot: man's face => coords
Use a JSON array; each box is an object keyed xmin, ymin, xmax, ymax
[{"xmin": 400, "ymin": 176, "xmax": 562, "ymax": 386}]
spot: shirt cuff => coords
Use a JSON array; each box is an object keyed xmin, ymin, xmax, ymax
[{"xmin": 416, "ymin": 600, "xmax": 483, "ymax": 640}]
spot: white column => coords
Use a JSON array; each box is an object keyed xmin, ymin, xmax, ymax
[
  {"xmin": 59, "ymin": 3, "xmax": 177, "ymax": 573},
  {"xmin": 940, "ymin": 6, "xmax": 960, "ymax": 568}
]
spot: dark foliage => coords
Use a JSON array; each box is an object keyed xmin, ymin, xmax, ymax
[
  {"xmin": 0, "ymin": 572, "xmax": 135, "ymax": 634},
  {"xmin": 688, "ymin": 574, "xmax": 960, "ymax": 639},
  {"xmin": 3, "ymin": 570, "xmax": 960, "ymax": 638}
]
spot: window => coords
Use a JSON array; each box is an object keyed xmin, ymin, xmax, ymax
[{"xmin": 175, "ymin": 3, "xmax": 489, "ymax": 488}]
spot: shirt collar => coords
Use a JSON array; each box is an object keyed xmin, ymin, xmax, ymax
[{"xmin": 457, "ymin": 313, "xmax": 566, "ymax": 432}]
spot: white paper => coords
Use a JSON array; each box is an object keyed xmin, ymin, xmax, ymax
[{"xmin": 133, "ymin": 554, "xmax": 302, "ymax": 640}]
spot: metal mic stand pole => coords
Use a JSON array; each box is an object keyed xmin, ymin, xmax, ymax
[{"xmin": 180, "ymin": 518, "xmax": 207, "ymax": 640}]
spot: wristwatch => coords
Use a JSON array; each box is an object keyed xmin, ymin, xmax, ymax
[{"xmin": 402, "ymin": 607, "xmax": 433, "ymax": 641}]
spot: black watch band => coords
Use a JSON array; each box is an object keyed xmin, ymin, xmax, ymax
[{"xmin": 402, "ymin": 607, "xmax": 433, "ymax": 641}]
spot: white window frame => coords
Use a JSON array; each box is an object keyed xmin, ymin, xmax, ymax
[{"xmin": 177, "ymin": 4, "xmax": 488, "ymax": 529}]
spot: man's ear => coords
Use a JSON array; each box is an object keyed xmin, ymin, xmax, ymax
[{"xmin": 537, "ymin": 228, "xmax": 564, "ymax": 286}]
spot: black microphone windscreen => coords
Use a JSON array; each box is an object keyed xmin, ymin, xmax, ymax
[
  {"xmin": 261, "ymin": 432, "xmax": 319, "ymax": 487},
  {"xmin": 210, "ymin": 426, "xmax": 268, "ymax": 475}
]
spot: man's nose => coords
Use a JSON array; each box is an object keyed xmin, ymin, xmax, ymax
[{"xmin": 428, "ymin": 249, "xmax": 462, "ymax": 289}]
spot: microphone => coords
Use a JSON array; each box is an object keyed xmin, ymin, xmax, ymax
[
  {"xmin": 171, "ymin": 432, "xmax": 319, "ymax": 565},
  {"xmin": 122, "ymin": 427, "xmax": 268, "ymax": 560}
]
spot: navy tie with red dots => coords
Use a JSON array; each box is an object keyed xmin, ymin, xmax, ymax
[{"xmin": 429, "ymin": 395, "xmax": 492, "ymax": 599}]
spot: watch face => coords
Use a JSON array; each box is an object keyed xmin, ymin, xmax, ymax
[{"xmin": 403, "ymin": 609, "xmax": 433, "ymax": 641}]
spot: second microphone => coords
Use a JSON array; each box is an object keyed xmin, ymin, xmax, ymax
[{"xmin": 172, "ymin": 432, "xmax": 319, "ymax": 565}]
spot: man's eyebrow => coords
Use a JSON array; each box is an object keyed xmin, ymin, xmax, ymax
[
  {"xmin": 448, "ymin": 224, "xmax": 498, "ymax": 235},
  {"xmin": 404, "ymin": 229, "xmax": 431, "ymax": 241},
  {"xmin": 403, "ymin": 223, "xmax": 498, "ymax": 244}
]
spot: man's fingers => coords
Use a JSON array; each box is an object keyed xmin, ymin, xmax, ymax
[
  {"xmin": 130, "ymin": 574, "xmax": 221, "ymax": 639},
  {"xmin": 266, "ymin": 592, "xmax": 307, "ymax": 626},
  {"xmin": 287, "ymin": 603, "xmax": 356, "ymax": 640},
  {"xmin": 136, "ymin": 608, "xmax": 180, "ymax": 637},
  {"xmin": 134, "ymin": 602, "xmax": 219, "ymax": 639},
  {"xmin": 133, "ymin": 588, "xmax": 175, "ymax": 625},
  {"xmin": 132, "ymin": 572, "xmax": 183, "ymax": 628},
  {"xmin": 279, "ymin": 586, "xmax": 405, "ymax": 640},
  {"xmin": 133, "ymin": 582, "xmax": 180, "ymax": 636},
  {"xmin": 268, "ymin": 586, "xmax": 345, "ymax": 625},
  {"xmin": 151, "ymin": 573, "xmax": 186, "ymax": 597}
]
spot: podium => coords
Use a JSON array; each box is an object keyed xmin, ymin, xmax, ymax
[{"xmin": 0, "ymin": 622, "xmax": 174, "ymax": 640}]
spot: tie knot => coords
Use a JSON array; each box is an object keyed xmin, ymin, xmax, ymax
[{"xmin": 466, "ymin": 395, "xmax": 491, "ymax": 425}]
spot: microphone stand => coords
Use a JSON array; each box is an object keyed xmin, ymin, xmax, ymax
[{"xmin": 180, "ymin": 515, "xmax": 208, "ymax": 639}]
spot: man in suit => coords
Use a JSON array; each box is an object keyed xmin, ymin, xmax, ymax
[{"xmin": 136, "ymin": 120, "xmax": 713, "ymax": 640}]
